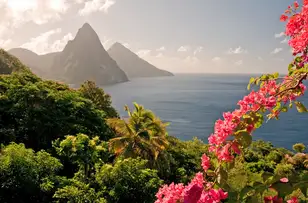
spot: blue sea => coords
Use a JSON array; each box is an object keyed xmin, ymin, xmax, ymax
[{"xmin": 103, "ymin": 74, "xmax": 308, "ymax": 149}]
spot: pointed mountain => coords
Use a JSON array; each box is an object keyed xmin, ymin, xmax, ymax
[
  {"xmin": 107, "ymin": 42, "xmax": 173, "ymax": 78},
  {"xmin": 51, "ymin": 23, "xmax": 128, "ymax": 85}
]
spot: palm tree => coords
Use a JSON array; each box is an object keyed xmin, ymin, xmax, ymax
[{"xmin": 107, "ymin": 103, "xmax": 169, "ymax": 162}]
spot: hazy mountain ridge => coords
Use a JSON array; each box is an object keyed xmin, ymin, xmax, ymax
[
  {"xmin": 50, "ymin": 23, "xmax": 128, "ymax": 85},
  {"xmin": 108, "ymin": 42, "xmax": 173, "ymax": 78},
  {"xmin": 8, "ymin": 23, "xmax": 173, "ymax": 85}
]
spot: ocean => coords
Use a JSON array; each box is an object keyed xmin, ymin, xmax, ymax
[{"xmin": 103, "ymin": 74, "xmax": 308, "ymax": 149}]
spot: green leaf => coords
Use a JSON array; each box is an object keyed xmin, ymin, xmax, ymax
[
  {"xmin": 289, "ymin": 102, "xmax": 293, "ymax": 108},
  {"xmin": 262, "ymin": 172, "xmax": 274, "ymax": 183},
  {"xmin": 273, "ymin": 72, "xmax": 279, "ymax": 79},
  {"xmin": 217, "ymin": 168, "xmax": 228, "ymax": 186},
  {"xmin": 294, "ymin": 101, "xmax": 308, "ymax": 113},
  {"xmin": 235, "ymin": 131, "xmax": 252, "ymax": 148},
  {"xmin": 281, "ymin": 106, "xmax": 288, "ymax": 112},
  {"xmin": 271, "ymin": 182, "xmax": 294, "ymax": 198},
  {"xmin": 239, "ymin": 186, "xmax": 255, "ymax": 200},
  {"xmin": 247, "ymin": 77, "xmax": 255, "ymax": 90}
]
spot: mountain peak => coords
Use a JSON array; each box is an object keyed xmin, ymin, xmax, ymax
[
  {"xmin": 75, "ymin": 22, "xmax": 97, "ymax": 39},
  {"xmin": 110, "ymin": 42, "xmax": 130, "ymax": 51}
]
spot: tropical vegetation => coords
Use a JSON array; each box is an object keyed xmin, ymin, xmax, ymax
[{"xmin": 0, "ymin": 1, "xmax": 307, "ymax": 203}]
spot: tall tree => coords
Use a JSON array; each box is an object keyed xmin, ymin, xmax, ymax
[
  {"xmin": 107, "ymin": 103, "xmax": 169, "ymax": 163},
  {"xmin": 79, "ymin": 80, "xmax": 119, "ymax": 118}
]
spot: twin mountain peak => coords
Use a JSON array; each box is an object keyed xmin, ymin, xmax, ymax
[{"xmin": 8, "ymin": 23, "xmax": 173, "ymax": 85}]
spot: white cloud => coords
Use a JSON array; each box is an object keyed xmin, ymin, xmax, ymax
[
  {"xmin": 271, "ymin": 48, "xmax": 283, "ymax": 54},
  {"xmin": 156, "ymin": 46, "xmax": 165, "ymax": 51},
  {"xmin": 227, "ymin": 46, "xmax": 247, "ymax": 54},
  {"xmin": 122, "ymin": 43, "xmax": 130, "ymax": 49},
  {"xmin": 156, "ymin": 53, "xmax": 163, "ymax": 58},
  {"xmin": 280, "ymin": 38, "xmax": 288, "ymax": 44},
  {"xmin": 184, "ymin": 56, "xmax": 199, "ymax": 64},
  {"xmin": 234, "ymin": 60, "xmax": 243, "ymax": 66},
  {"xmin": 20, "ymin": 28, "xmax": 73, "ymax": 54},
  {"xmin": 212, "ymin": 57, "xmax": 221, "ymax": 62},
  {"xmin": 136, "ymin": 49, "xmax": 151, "ymax": 58},
  {"xmin": 193, "ymin": 46, "xmax": 203, "ymax": 55},
  {"xmin": 257, "ymin": 56, "xmax": 263, "ymax": 61},
  {"xmin": 0, "ymin": 39, "xmax": 12, "ymax": 49},
  {"xmin": 177, "ymin": 46, "xmax": 190, "ymax": 52},
  {"xmin": 275, "ymin": 32, "xmax": 285, "ymax": 38},
  {"xmin": 49, "ymin": 32, "xmax": 73, "ymax": 52},
  {"xmin": 3, "ymin": 0, "xmax": 69, "ymax": 26},
  {"xmin": 79, "ymin": 0, "xmax": 115, "ymax": 16},
  {"xmin": 100, "ymin": 36, "xmax": 115, "ymax": 49}
]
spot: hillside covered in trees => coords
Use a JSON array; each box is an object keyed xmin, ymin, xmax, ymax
[{"xmin": 0, "ymin": 47, "xmax": 307, "ymax": 203}]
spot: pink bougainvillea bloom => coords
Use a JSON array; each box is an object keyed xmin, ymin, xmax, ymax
[
  {"xmin": 287, "ymin": 197, "xmax": 299, "ymax": 203},
  {"xmin": 280, "ymin": 177, "xmax": 289, "ymax": 183},
  {"xmin": 294, "ymin": 1, "xmax": 299, "ymax": 9},
  {"xmin": 184, "ymin": 184, "xmax": 203, "ymax": 203},
  {"xmin": 264, "ymin": 196, "xmax": 283, "ymax": 203},
  {"xmin": 280, "ymin": 14, "xmax": 288, "ymax": 21},
  {"xmin": 201, "ymin": 154, "xmax": 210, "ymax": 172}
]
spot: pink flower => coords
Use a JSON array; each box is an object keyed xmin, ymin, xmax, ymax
[
  {"xmin": 197, "ymin": 189, "xmax": 228, "ymax": 203},
  {"xmin": 184, "ymin": 184, "xmax": 203, "ymax": 203},
  {"xmin": 280, "ymin": 177, "xmax": 289, "ymax": 183},
  {"xmin": 287, "ymin": 197, "xmax": 299, "ymax": 203},
  {"xmin": 201, "ymin": 154, "xmax": 211, "ymax": 172},
  {"xmin": 155, "ymin": 183, "xmax": 185, "ymax": 203},
  {"xmin": 280, "ymin": 14, "xmax": 288, "ymax": 21}
]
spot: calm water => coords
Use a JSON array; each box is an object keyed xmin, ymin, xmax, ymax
[{"xmin": 103, "ymin": 74, "xmax": 308, "ymax": 149}]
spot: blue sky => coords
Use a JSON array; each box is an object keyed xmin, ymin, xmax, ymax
[{"xmin": 0, "ymin": 0, "xmax": 298, "ymax": 73}]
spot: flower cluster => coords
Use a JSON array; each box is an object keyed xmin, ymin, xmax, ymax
[
  {"xmin": 155, "ymin": 171, "xmax": 228, "ymax": 203},
  {"xmin": 208, "ymin": 80, "xmax": 280, "ymax": 161},
  {"xmin": 281, "ymin": 1, "xmax": 308, "ymax": 56}
]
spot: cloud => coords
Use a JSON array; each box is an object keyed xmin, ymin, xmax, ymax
[
  {"xmin": 257, "ymin": 56, "xmax": 263, "ymax": 61},
  {"xmin": 122, "ymin": 43, "xmax": 130, "ymax": 49},
  {"xmin": 49, "ymin": 32, "xmax": 74, "ymax": 52},
  {"xmin": 156, "ymin": 53, "xmax": 163, "ymax": 58},
  {"xmin": 271, "ymin": 48, "xmax": 283, "ymax": 54},
  {"xmin": 227, "ymin": 46, "xmax": 247, "ymax": 54},
  {"xmin": 234, "ymin": 60, "xmax": 243, "ymax": 66},
  {"xmin": 156, "ymin": 46, "xmax": 165, "ymax": 51},
  {"xmin": 184, "ymin": 56, "xmax": 199, "ymax": 65},
  {"xmin": 20, "ymin": 28, "xmax": 73, "ymax": 54},
  {"xmin": 275, "ymin": 32, "xmax": 285, "ymax": 38},
  {"xmin": 193, "ymin": 46, "xmax": 203, "ymax": 55},
  {"xmin": 177, "ymin": 46, "xmax": 190, "ymax": 52},
  {"xmin": 280, "ymin": 38, "xmax": 288, "ymax": 44},
  {"xmin": 136, "ymin": 49, "xmax": 151, "ymax": 58},
  {"xmin": 79, "ymin": 0, "xmax": 115, "ymax": 16},
  {"xmin": 212, "ymin": 57, "xmax": 221, "ymax": 62},
  {"xmin": 0, "ymin": 39, "xmax": 12, "ymax": 49},
  {"xmin": 2, "ymin": 0, "xmax": 69, "ymax": 26}
]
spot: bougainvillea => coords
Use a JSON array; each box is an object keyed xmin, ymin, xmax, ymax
[{"xmin": 155, "ymin": 1, "xmax": 308, "ymax": 202}]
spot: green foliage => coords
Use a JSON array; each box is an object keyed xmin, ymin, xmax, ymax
[
  {"xmin": 53, "ymin": 134, "xmax": 109, "ymax": 178},
  {"xmin": 293, "ymin": 143, "xmax": 306, "ymax": 153},
  {"xmin": 160, "ymin": 136, "xmax": 208, "ymax": 184},
  {"xmin": 0, "ymin": 49, "xmax": 28, "ymax": 74},
  {"xmin": 107, "ymin": 103, "xmax": 169, "ymax": 164},
  {"xmin": 95, "ymin": 158, "xmax": 163, "ymax": 203},
  {"xmin": 79, "ymin": 80, "xmax": 119, "ymax": 118},
  {"xmin": 53, "ymin": 179, "xmax": 107, "ymax": 203},
  {"xmin": 0, "ymin": 143, "xmax": 62, "ymax": 202},
  {"xmin": 0, "ymin": 71, "xmax": 114, "ymax": 150}
]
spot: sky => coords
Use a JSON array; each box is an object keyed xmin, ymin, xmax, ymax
[{"xmin": 0, "ymin": 0, "xmax": 298, "ymax": 73}]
